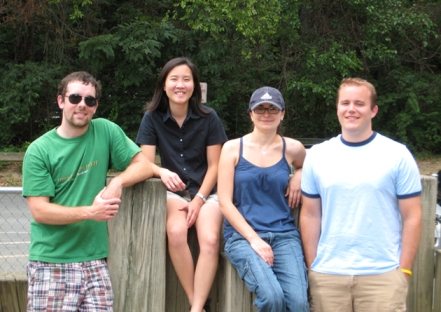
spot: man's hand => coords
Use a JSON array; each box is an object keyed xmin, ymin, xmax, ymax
[{"xmin": 88, "ymin": 188, "xmax": 122, "ymax": 221}]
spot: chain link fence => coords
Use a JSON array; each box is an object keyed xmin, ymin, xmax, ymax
[{"xmin": 0, "ymin": 186, "xmax": 30, "ymax": 273}]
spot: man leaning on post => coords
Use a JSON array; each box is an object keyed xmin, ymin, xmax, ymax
[
  {"xmin": 22, "ymin": 71, "xmax": 153, "ymax": 311},
  {"xmin": 300, "ymin": 77, "xmax": 422, "ymax": 312}
]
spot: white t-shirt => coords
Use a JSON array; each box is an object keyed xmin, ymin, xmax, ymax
[{"xmin": 301, "ymin": 132, "xmax": 421, "ymax": 275}]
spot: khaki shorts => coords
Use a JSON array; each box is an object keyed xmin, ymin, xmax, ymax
[
  {"xmin": 308, "ymin": 268, "xmax": 408, "ymax": 312},
  {"xmin": 166, "ymin": 190, "xmax": 218, "ymax": 204}
]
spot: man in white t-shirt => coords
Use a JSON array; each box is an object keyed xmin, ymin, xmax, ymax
[{"xmin": 300, "ymin": 78, "xmax": 422, "ymax": 312}]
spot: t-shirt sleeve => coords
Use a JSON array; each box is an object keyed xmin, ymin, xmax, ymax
[
  {"xmin": 301, "ymin": 146, "xmax": 321, "ymax": 198},
  {"xmin": 22, "ymin": 145, "xmax": 55, "ymax": 198},
  {"xmin": 136, "ymin": 112, "xmax": 158, "ymax": 146},
  {"xmin": 108, "ymin": 122, "xmax": 141, "ymax": 171},
  {"xmin": 396, "ymin": 147, "xmax": 422, "ymax": 199},
  {"xmin": 206, "ymin": 111, "xmax": 228, "ymax": 146}
]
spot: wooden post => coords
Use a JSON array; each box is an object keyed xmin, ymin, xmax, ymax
[
  {"xmin": 218, "ymin": 253, "xmax": 257, "ymax": 312},
  {"xmin": 0, "ymin": 272, "xmax": 27, "ymax": 312},
  {"xmin": 434, "ymin": 249, "xmax": 441, "ymax": 312},
  {"xmin": 107, "ymin": 178, "xmax": 166, "ymax": 312},
  {"xmin": 407, "ymin": 175, "xmax": 437, "ymax": 312}
]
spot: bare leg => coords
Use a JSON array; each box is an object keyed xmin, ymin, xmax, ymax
[
  {"xmin": 190, "ymin": 202, "xmax": 223, "ymax": 312},
  {"xmin": 166, "ymin": 199, "xmax": 196, "ymax": 305}
]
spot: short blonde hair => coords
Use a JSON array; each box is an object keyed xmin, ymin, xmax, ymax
[{"xmin": 337, "ymin": 78, "xmax": 377, "ymax": 109}]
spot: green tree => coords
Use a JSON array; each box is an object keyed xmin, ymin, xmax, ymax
[{"xmin": 1, "ymin": 0, "xmax": 440, "ymax": 154}]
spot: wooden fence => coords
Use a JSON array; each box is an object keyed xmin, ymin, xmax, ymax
[{"xmin": 0, "ymin": 176, "xmax": 439, "ymax": 311}]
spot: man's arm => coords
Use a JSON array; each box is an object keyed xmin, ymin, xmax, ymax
[
  {"xmin": 399, "ymin": 196, "xmax": 422, "ymax": 275},
  {"xmin": 101, "ymin": 152, "xmax": 153, "ymax": 199},
  {"xmin": 27, "ymin": 188, "xmax": 121, "ymax": 225},
  {"xmin": 299, "ymin": 196, "xmax": 322, "ymax": 269}
]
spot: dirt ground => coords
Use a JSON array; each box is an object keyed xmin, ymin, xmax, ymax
[{"xmin": 1, "ymin": 157, "xmax": 440, "ymax": 187}]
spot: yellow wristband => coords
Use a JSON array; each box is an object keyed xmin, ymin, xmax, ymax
[{"xmin": 401, "ymin": 268, "xmax": 412, "ymax": 276}]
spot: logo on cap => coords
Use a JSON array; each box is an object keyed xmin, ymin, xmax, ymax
[{"xmin": 261, "ymin": 92, "xmax": 272, "ymax": 100}]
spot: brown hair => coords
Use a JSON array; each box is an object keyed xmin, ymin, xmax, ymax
[{"xmin": 57, "ymin": 71, "xmax": 102, "ymax": 101}]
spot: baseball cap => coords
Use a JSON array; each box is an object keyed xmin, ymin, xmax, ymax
[{"xmin": 249, "ymin": 86, "xmax": 285, "ymax": 111}]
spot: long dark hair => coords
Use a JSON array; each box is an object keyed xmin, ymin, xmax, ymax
[{"xmin": 147, "ymin": 57, "xmax": 211, "ymax": 117}]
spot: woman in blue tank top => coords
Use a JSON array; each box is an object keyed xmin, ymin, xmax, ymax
[{"xmin": 218, "ymin": 86, "xmax": 309, "ymax": 312}]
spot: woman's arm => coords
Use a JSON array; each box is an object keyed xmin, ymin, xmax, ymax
[
  {"xmin": 183, "ymin": 143, "xmax": 223, "ymax": 227},
  {"xmin": 284, "ymin": 138, "xmax": 307, "ymax": 208},
  {"xmin": 218, "ymin": 140, "xmax": 275, "ymax": 266},
  {"xmin": 140, "ymin": 145, "xmax": 186, "ymax": 191}
]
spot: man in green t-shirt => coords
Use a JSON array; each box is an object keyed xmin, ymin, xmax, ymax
[{"xmin": 22, "ymin": 71, "xmax": 153, "ymax": 311}]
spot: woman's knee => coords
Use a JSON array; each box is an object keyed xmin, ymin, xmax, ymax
[
  {"xmin": 198, "ymin": 231, "xmax": 220, "ymax": 254},
  {"xmin": 256, "ymin": 287, "xmax": 285, "ymax": 311},
  {"xmin": 166, "ymin": 223, "xmax": 188, "ymax": 247},
  {"xmin": 284, "ymin": 291, "xmax": 309, "ymax": 311}
]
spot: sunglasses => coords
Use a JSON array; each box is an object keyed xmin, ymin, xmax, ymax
[
  {"xmin": 65, "ymin": 94, "xmax": 97, "ymax": 107},
  {"xmin": 253, "ymin": 107, "xmax": 281, "ymax": 114}
]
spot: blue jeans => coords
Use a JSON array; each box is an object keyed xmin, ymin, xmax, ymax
[{"xmin": 225, "ymin": 230, "xmax": 309, "ymax": 312}]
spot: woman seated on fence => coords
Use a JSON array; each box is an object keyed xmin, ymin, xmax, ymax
[
  {"xmin": 218, "ymin": 86, "xmax": 309, "ymax": 312},
  {"xmin": 136, "ymin": 57, "xmax": 227, "ymax": 312}
]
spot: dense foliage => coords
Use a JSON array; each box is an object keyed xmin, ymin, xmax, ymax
[{"xmin": 1, "ymin": 0, "xmax": 440, "ymax": 154}]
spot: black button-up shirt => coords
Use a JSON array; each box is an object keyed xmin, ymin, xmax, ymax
[{"xmin": 136, "ymin": 107, "xmax": 228, "ymax": 198}]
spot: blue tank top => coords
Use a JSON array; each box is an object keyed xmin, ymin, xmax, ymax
[{"xmin": 223, "ymin": 136, "xmax": 297, "ymax": 240}]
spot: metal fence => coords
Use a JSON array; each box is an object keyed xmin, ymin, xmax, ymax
[{"xmin": 0, "ymin": 186, "xmax": 30, "ymax": 273}]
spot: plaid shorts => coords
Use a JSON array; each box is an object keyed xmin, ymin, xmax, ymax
[{"xmin": 27, "ymin": 259, "xmax": 113, "ymax": 312}]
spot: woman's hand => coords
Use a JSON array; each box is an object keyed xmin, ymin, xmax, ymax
[
  {"xmin": 285, "ymin": 169, "xmax": 302, "ymax": 208},
  {"xmin": 159, "ymin": 168, "xmax": 186, "ymax": 191},
  {"xmin": 178, "ymin": 197, "xmax": 204, "ymax": 227},
  {"xmin": 250, "ymin": 237, "xmax": 274, "ymax": 266}
]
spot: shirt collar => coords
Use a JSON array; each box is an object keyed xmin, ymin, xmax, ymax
[
  {"xmin": 162, "ymin": 107, "xmax": 201, "ymax": 123},
  {"xmin": 340, "ymin": 131, "xmax": 377, "ymax": 147}
]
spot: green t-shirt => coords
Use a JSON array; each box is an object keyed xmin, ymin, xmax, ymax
[{"xmin": 22, "ymin": 118, "xmax": 141, "ymax": 263}]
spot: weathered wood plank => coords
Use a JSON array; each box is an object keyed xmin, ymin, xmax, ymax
[
  {"xmin": 107, "ymin": 178, "xmax": 167, "ymax": 312},
  {"xmin": 434, "ymin": 249, "xmax": 441, "ymax": 312},
  {"xmin": 0, "ymin": 152, "xmax": 25, "ymax": 162},
  {"xmin": 0, "ymin": 272, "xmax": 27, "ymax": 312},
  {"xmin": 218, "ymin": 253, "xmax": 257, "ymax": 312},
  {"xmin": 407, "ymin": 175, "xmax": 437, "ymax": 312}
]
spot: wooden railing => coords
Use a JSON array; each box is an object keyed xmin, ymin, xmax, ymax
[{"xmin": 0, "ymin": 152, "xmax": 25, "ymax": 162}]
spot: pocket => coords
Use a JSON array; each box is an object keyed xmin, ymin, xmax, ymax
[
  {"xmin": 238, "ymin": 258, "xmax": 259, "ymax": 293},
  {"xmin": 224, "ymin": 233, "xmax": 243, "ymax": 254},
  {"xmin": 395, "ymin": 268, "xmax": 409, "ymax": 286}
]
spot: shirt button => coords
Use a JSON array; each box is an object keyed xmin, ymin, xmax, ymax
[
  {"xmin": 181, "ymin": 154, "xmax": 183, "ymax": 157},
  {"xmin": 183, "ymin": 168, "xmax": 186, "ymax": 171},
  {"xmin": 180, "ymin": 139, "xmax": 183, "ymax": 142}
]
